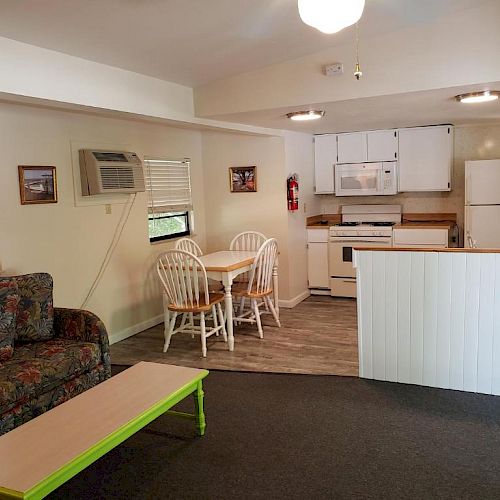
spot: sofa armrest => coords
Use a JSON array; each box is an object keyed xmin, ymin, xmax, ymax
[{"xmin": 53, "ymin": 308, "xmax": 111, "ymax": 377}]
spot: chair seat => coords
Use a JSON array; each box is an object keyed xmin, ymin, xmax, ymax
[
  {"xmin": 231, "ymin": 282, "xmax": 273, "ymax": 298},
  {"xmin": 168, "ymin": 293, "xmax": 225, "ymax": 313}
]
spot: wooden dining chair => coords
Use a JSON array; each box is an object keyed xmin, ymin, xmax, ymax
[
  {"xmin": 175, "ymin": 237, "xmax": 203, "ymax": 256},
  {"xmin": 175, "ymin": 237, "xmax": 223, "ymax": 294},
  {"xmin": 231, "ymin": 238, "xmax": 281, "ymax": 338},
  {"xmin": 230, "ymin": 231, "xmax": 267, "ymax": 252},
  {"xmin": 229, "ymin": 231, "xmax": 268, "ymax": 317},
  {"xmin": 157, "ymin": 249, "xmax": 227, "ymax": 357}
]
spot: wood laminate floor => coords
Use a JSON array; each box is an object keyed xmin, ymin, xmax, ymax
[{"xmin": 110, "ymin": 296, "xmax": 359, "ymax": 376}]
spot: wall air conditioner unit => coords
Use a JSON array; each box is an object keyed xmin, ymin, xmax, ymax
[{"xmin": 79, "ymin": 149, "xmax": 145, "ymax": 195}]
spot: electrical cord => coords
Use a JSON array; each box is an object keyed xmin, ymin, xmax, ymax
[{"xmin": 81, "ymin": 193, "xmax": 137, "ymax": 309}]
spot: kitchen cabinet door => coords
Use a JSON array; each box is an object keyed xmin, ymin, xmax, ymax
[
  {"xmin": 308, "ymin": 242, "xmax": 329, "ymax": 288},
  {"xmin": 466, "ymin": 160, "xmax": 500, "ymax": 205},
  {"xmin": 398, "ymin": 126, "xmax": 453, "ymax": 192},
  {"xmin": 337, "ymin": 132, "xmax": 367, "ymax": 164},
  {"xmin": 393, "ymin": 228, "xmax": 449, "ymax": 247},
  {"xmin": 314, "ymin": 134, "xmax": 337, "ymax": 194},
  {"xmin": 367, "ymin": 129, "xmax": 398, "ymax": 162}
]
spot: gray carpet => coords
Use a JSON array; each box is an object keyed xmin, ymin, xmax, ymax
[{"xmin": 50, "ymin": 366, "xmax": 500, "ymax": 499}]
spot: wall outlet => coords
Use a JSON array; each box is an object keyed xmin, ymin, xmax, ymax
[
  {"xmin": 105, "ymin": 204, "xmax": 112, "ymax": 215},
  {"xmin": 323, "ymin": 63, "xmax": 343, "ymax": 76}
]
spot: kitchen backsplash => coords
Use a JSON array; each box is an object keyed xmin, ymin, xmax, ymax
[{"xmin": 319, "ymin": 123, "xmax": 500, "ymax": 242}]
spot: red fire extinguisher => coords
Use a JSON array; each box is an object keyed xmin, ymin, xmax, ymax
[{"xmin": 287, "ymin": 174, "xmax": 299, "ymax": 211}]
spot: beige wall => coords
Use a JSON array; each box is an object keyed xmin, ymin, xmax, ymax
[
  {"xmin": 284, "ymin": 131, "xmax": 318, "ymax": 301},
  {"xmin": 319, "ymin": 124, "xmax": 500, "ymax": 243},
  {"xmin": 0, "ymin": 103, "xmax": 206, "ymax": 342},
  {"xmin": 201, "ymin": 131, "xmax": 296, "ymax": 300}
]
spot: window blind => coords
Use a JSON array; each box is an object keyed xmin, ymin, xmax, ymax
[{"xmin": 144, "ymin": 157, "xmax": 193, "ymax": 214}]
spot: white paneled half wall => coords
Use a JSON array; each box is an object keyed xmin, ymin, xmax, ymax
[{"xmin": 354, "ymin": 249, "xmax": 500, "ymax": 395}]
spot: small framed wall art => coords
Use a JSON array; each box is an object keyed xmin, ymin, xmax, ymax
[
  {"xmin": 18, "ymin": 166, "xmax": 58, "ymax": 205},
  {"xmin": 229, "ymin": 166, "xmax": 257, "ymax": 193}
]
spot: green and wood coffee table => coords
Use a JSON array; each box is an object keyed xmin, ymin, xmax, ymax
[{"xmin": 0, "ymin": 361, "xmax": 208, "ymax": 500}]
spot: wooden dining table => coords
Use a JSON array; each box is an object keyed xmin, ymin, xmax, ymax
[{"xmin": 198, "ymin": 250, "xmax": 279, "ymax": 351}]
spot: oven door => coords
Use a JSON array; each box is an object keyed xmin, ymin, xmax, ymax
[
  {"xmin": 335, "ymin": 163, "xmax": 383, "ymax": 196},
  {"xmin": 329, "ymin": 237, "xmax": 391, "ymax": 278}
]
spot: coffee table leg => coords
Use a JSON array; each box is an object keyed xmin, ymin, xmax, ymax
[{"xmin": 193, "ymin": 380, "xmax": 206, "ymax": 436}]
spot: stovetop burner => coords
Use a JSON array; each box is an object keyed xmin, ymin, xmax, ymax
[{"xmin": 334, "ymin": 221, "xmax": 396, "ymax": 227}]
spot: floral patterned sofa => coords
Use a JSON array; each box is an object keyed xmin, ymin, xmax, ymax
[{"xmin": 0, "ymin": 273, "xmax": 111, "ymax": 435}]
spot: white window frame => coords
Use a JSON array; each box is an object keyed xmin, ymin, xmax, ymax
[{"xmin": 144, "ymin": 156, "xmax": 193, "ymax": 242}]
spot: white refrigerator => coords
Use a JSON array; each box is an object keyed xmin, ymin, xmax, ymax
[{"xmin": 465, "ymin": 159, "xmax": 500, "ymax": 248}]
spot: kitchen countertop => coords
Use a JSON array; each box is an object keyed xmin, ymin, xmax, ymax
[
  {"xmin": 306, "ymin": 214, "xmax": 341, "ymax": 228},
  {"xmin": 354, "ymin": 247, "xmax": 498, "ymax": 253},
  {"xmin": 307, "ymin": 223, "xmax": 333, "ymax": 229},
  {"xmin": 306, "ymin": 212, "xmax": 457, "ymax": 229},
  {"xmin": 394, "ymin": 221, "xmax": 455, "ymax": 230}
]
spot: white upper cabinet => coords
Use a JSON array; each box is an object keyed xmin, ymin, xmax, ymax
[
  {"xmin": 337, "ymin": 132, "xmax": 367, "ymax": 163},
  {"xmin": 314, "ymin": 134, "xmax": 337, "ymax": 194},
  {"xmin": 398, "ymin": 125, "xmax": 453, "ymax": 192},
  {"xmin": 338, "ymin": 130, "xmax": 398, "ymax": 163},
  {"xmin": 367, "ymin": 129, "xmax": 398, "ymax": 162}
]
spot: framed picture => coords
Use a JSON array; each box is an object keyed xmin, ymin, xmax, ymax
[
  {"xmin": 229, "ymin": 166, "xmax": 257, "ymax": 193},
  {"xmin": 18, "ymin": 166, "xmax": 58, "ymax": 205}
]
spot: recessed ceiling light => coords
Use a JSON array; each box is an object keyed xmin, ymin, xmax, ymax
[
  {"xmin": 286, "ymin": 110, "xmax": 325, "ymax": 121},
  {"xmin": 455, "ymin": 91, "xmax": 500, "ymax": 104}
]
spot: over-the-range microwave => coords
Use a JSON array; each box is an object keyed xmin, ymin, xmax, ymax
[{"xmin": 334, "ymin": 162, "xmax": 398, "ymax": 196}]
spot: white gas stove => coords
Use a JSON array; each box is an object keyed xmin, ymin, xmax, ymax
[{"xmin": 329, "ymin": 205, "xmax": 401, "ymax": 298}]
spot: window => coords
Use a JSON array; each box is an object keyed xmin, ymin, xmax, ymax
[{"xmin": 144, "ymin": 157, "xmax": 193, "ymax": 242}]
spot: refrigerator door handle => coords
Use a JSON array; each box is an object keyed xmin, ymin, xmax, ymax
[{"xmin": 465, "ymin": 173, "xmax": 471, "ymax": 205}]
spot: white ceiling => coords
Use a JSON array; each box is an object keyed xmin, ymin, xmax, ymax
[
  {"xmin": 0, "ymin": 0, "xmax": 489, "ymax": 87},
  {"xmin": 209, "ymin": 82, "xmax": 500, "ymax": 134}
]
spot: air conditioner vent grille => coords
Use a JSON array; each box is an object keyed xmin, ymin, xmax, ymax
[{"xmin": 99, "ymin": 167, "xmax": 135, "ymax": 190}]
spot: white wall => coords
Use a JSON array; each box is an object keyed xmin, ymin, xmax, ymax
[
  {"xmin": 0, "ymin": 102, "xmax": 206, "ymax": 343},
  {"xmin": 283, "ymin": 131, "xmax": 318, "ymax": 302},
  {"xmin": 0, "ymin": 36, "xmax": 195, "ymax": 119},
  {"xmin": 194, "ymin": 1, "xmax": 500, "ymax": 117}
]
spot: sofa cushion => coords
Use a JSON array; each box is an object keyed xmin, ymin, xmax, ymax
[
  {"xmin": 0, "ymin": 280, "xmax": 19, "ymax": 361},
  {"xmin": 12, "ymin": 273, "xmax": 54, "ymax": 342},
  {"xmin": 0, "ymin": 338, "xmax": 101, "ymax": 414}
]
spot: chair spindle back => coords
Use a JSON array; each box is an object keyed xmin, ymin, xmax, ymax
[
  {"xmin": 175, "ymin": 238, "xmax": 203, "ymax": 257},
  {"xmin": 229, "ymin": 231, "xmax": 267, "ymax": 252},
  {"xmin": 247, "ymin": 238, "xmax": 278, "ymax": 295},
  {"xmin": 157, "ymin": 250, "xmax": 209, "ymax": 309}
]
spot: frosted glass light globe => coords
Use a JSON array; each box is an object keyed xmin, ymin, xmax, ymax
[{"xmin": 298, "ymin": 0, "xmax": 365, "ymax": 34}]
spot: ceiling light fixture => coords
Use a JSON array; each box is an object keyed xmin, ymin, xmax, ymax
[
  {"xmin": 354, "ymin": 23, "xmax": 362, "ymax": 80},
  {"xmin": 455, "ymin": 91, "xmax": 500, "ymax": 104},
  {"xmin": 298, "ymin": 0, "xmax": 365, "ymax": 34},
  {"xmin": 286, "ymin": 110, "xmax": 325, "ymax": 121}
]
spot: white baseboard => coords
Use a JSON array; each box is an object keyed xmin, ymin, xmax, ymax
[
  {"xmin": 110, "ymin": 290, "xmax": 310, "ymax": 343},
  {"xmin": 310, "ymin": 288, "xmax": 331, "ymax": 296},
  {"xmin": 278, "ymin": 290, "xmax": 310, "ymax": 309},
  {"xmin": 109, "ymin": 313, "xmax": 163, "ymax": 345}
]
